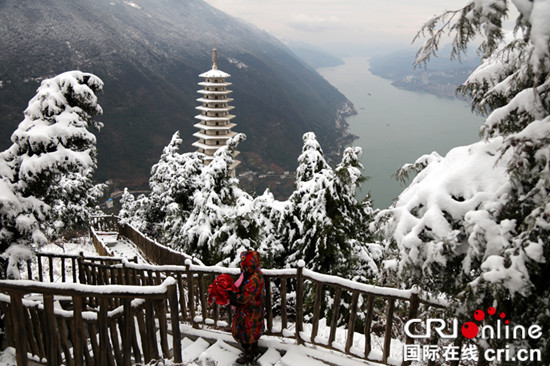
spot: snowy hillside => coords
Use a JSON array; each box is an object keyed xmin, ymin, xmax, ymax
[{"xmin": 0, "ymin": 0, "xmax": 353, "ymax": 190}]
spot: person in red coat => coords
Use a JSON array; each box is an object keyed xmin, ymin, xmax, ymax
[{"xmin": 228, "ymin": 250, "xmax": 265, "ymax": 364}]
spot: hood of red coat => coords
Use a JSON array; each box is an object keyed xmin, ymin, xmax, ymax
[{"xmin": 240, "ymin": 250, "xmax": 260, "ymax": 274}]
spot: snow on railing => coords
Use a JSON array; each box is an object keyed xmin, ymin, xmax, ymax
[
  {"xmin": 25, "ymin": 251, "xmax": 131, "ymax": 284},
  {"xmin": 73, "ymin": 257, "xmax": 446, "ymax": 365},
  {"xmin": 2, "ymin": 214, "xmax": 449, "ymax": 365},
  {"xmin": 21, "ymin": 249, "xmax": 448, "ymax": 365},
  {"xmin": 0, "ymin": 277, "xmax": 182, "ymax": 365}
]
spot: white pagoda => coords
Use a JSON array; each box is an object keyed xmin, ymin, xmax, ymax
[{"xmin": 192, "ymin": 47, "xmax": 240, "ymax": 172}]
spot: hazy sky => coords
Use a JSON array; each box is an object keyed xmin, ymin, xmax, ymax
[{"xmin": 203, "ymin": 0, "xmax": 472, "ymax": 55}]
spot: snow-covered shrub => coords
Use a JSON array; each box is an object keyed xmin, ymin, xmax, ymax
[
  {"xmin": 381, "ymin": 1, "xmax": 550, "ymax": 361},
  {"xmin": 0, "ymin": 71, "xmax": 105, "ymax": 259}
]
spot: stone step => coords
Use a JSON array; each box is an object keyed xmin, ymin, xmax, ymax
[{"xmin": 179, "ymin": 337, "xmax": 334, "ymax": 366}]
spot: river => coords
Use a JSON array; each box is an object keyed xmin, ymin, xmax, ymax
[{"xmin": 319, "ymin": 57, "xmax": 484, "ymax": 209}]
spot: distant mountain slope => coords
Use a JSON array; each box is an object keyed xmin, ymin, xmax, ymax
[
  {"xmin": 369, "ymin": 47, "xmax": 480, "ymax": 98},
  {"xmin": 0, "ymin": 0, "xmax": 353, "ymax": 191},
  {"xmin": 286, "ymin": 42, "xmax": 345, "ymax": 69}
]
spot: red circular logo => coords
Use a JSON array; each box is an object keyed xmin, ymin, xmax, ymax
[{"xmin": 461, "ymin": 322, "xmax": 479, "ymax": 339}]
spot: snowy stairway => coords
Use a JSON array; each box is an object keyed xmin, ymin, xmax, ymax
[
  {"xmin": 95, "ymin": 231, "xmax": 149, "ymax": 263},
  {"xmin": 179, "ymin": 337, "xmax": 335, "ymax": 366}
]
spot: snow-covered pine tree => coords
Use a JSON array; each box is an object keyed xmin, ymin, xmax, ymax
[
  {"xmin": 379, "ymin": 1, "xmax": 550, "ymax": 361},
  {"xmin": 118, "ymin": 188, "xmax": 149, "ymax": 234},
  {"xmin": 119, "ymin": 188, "xmax": 137, "ymax": 224},
  {"xmin": 148, "ymin": 131, "xmax": 203, "ymax": 242},
  {"xmin": 279, "ymin": 133, "xmax": 380, "ymax": 325},
  {"xmin": 0, "ymin": 71, "xmax": 105, "ymax": 256},
  {"xmin": 178, "ymin": 134, "xmax": 249, "ymax": 265},
  {"xmin": 334, "ymin": 146, "xmax": 381, "ymax": 282},
  {"xmin": 118, "ymin": 132, "xmax": 203, "ymax": 242},
  {"xmin": 256, "ymin": 189, "xmax": 287, "ymax": 269},
  {"xmin": 282, "ymin": 133, "xmax": 379, "ymax": 278}
]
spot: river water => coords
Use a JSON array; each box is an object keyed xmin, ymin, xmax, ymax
[{"xmin": 319, "ymin": 57, "xmax": 484, "ymax": 209}]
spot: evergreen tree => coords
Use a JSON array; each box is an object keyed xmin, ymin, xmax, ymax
[
  {"xmin": 118, "ymin": 132, "xmax": 203, "ymax": 242},
  {"xmin": 380, "ymin": 1, "xmax": 550, "ymax": 361},
  {"xmin": 119, "ymin": 187, "xmax": 150, "ymax": 234},
  {"xmin": 282, "ymin": 133, "xmax": 379, "ymax": 278},
  {"xmin": 149, "ymin": 131, "xmax": 203, "ymax": 242},
  {"xmin": 178, "ymin": 134, "xmax": 247, "ymax": 264},
  {"xmin": 256, "ymin": 189, "xmax": 287, "ymax": 269},
  {"xmin": 118, "ymin": 188, "xmax": 136, "ymax": 224},
  {"xmin": 0, "ymin": 71, "xmax": 105, "ymax": 253}
]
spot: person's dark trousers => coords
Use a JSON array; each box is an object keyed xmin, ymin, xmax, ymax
[{"xmin": 236, "ymin": 342, "xmax": 258, "ymax": 364}]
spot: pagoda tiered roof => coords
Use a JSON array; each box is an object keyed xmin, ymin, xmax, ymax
[
  {"xmin": 198, "ymin": 81, "xmax": 232, "ymax": 87},
  {"xmin": 195, "ymin": 105, "xmax": 235, "ymax": 113},
  {"xmin": 196, "ymin": 97, "xmax": 234, "ymax": 103},
  {"xmin": 193, "ymin": 122, "xmax": 236, "ymax": 130},
  {"xmin": 197, "ymin": 89, "xmax": 232, "ymax": 95},
  {"xmin": 199, "ymin": 69, "xmax": 231, "ymax": 78},
  {"xmin": 193, "ymin": 131, "xmax": 237, "ymax": 140},
  {"xmin": 194, "ymin": 114, "xmax": 236, "ymax": 121}
]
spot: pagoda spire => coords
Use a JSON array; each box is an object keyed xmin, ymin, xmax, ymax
[{"xmin": 212, "ymin": 43, "xmax": 218, "ymax": 70}]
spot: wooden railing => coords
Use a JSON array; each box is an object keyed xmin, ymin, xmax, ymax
[
  {"xmin": 77, "ymin": 258, "xmax": 446, "ymax": 365},
  {"xmin": 24, "ymin": 252, "xmax": 132, "ymax": 283},
  {"xmin": 0, "ymin": 277, "xmax": 182, "ymax": 366},
  {"xmin": 89, "ymin": 214, "xmax": 119, "ymax": 232},
  {"xmin": 90, "ymin": 215, "xmax": 203, "ymax": 266},
  {"xmin": 1, "ymin": 214, "xmax": 448, "ymax": 365}
]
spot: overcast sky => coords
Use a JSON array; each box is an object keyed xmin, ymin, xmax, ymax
[{"xmin": 203, "ymin": 0, "xmax": 473, "ymax": 55}]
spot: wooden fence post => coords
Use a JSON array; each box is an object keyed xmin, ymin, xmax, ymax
[
  {"xmin": 38, "ymin": 255, "xmax": 43, "ymax": 282},
  {"xmin": 383, "ymin": 298, "xmax": 395, "ymax": 364},
  {"xmin": 265, "ymin": 276, "xmax": 273, "ymax": 333},
  {"xmin": 345, "ymin": 291, "xmax": 360, "ymax": 354},
  {"xmin": 10, "ymin": 293, "xmax": 28, "ymax": 366},
  {"xmin": 78, "ymin": 252, "xmax": 85, "ymax": 284},
  {"xmin": 98, "ymin": 298, "xmax": 109, "ymax": 366},
  {"xmin": 43, "ymin": 294, "xmax": 58, "ymax": 366},
  {"xmin": 310, "ymin": 282, "xmax": 323, "ymax": 344},
  {"xmin": 328, "ymin": 288, "xmax": 342, "ymax": 347},
  {"xmin": 295, "ymin": 260, "xmax": 305, "ymax": 345},
  {"xmin": 122, "ymin": 299, "xmax": 132, "ymax": 366},
  {"xmin": 185, "ymin": 259, "xmax": 197, "ymax": 328},
  {"xmin": 26, "ymin": 259, "xmax": 32, "ymax": 281},
  {"xmin": 281, "ymin": 278, "xmax": 287, "ymax": 331},
  {"xmin": 48, "ymin": 256, "xmax": 54, "ymax": 282},
  {"xmin": 168, "ymin": 283, "xmax": 183, "ymax": 363},
  {"xmin": 72, "ymin": 296, "xmax": 84, "ymax": 365},
  {"xmin": 403, "ymin": 292, "xmax": 420, "ymax": 366},
  {"xmin": 364, "ymin": 294, "xmax": 375, "ymax": 358}
]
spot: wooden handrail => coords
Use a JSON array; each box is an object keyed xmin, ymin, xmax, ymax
[
  {"xmin": 3, "ymin": 214, "xmax": 449, "ymax": 365},
  {"xmin": 90, "ymin": 215, "xmax": 204, "ymax": 266},
  {"xmin": 0, "ymin": 277, "xmax": 182, "ymax": 366},
  {"xmin": 74, "ymin": 258, "xmax": 446, "ymax": 365}
]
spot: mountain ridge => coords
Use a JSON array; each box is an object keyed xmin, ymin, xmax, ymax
[{"xmin": 0, "ymin": 0, "xmax": 354, "ymax": 195}]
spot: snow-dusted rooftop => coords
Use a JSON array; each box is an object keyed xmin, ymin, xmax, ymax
[
  {"xmin": 197, "ymin": 89, "xmax": 232, "ymax": 95},
  {"xmin": 193, "ymin": 122, "xmax": 236, "ymax": 131},
  {"xmin": 194, "ymin": 114, "xmax": 236, "ymax": 122},
  {"xmin": 196, "ymin": 97, "xmax": 234, "ymax": 103},
  {"xmin": 198, "ymin": 81, "xmax": 232, "ymax": 87},
  {"xmin": 193, "ymin": 131, "xmax": 237, "ymax": 140},
  {"xmin": 195, "ymin": 105, "xmax": 234, "ymax": 113},
  {"xmin": 199, "ymin": 68, "xmax": 231, "ymax": 78}
]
